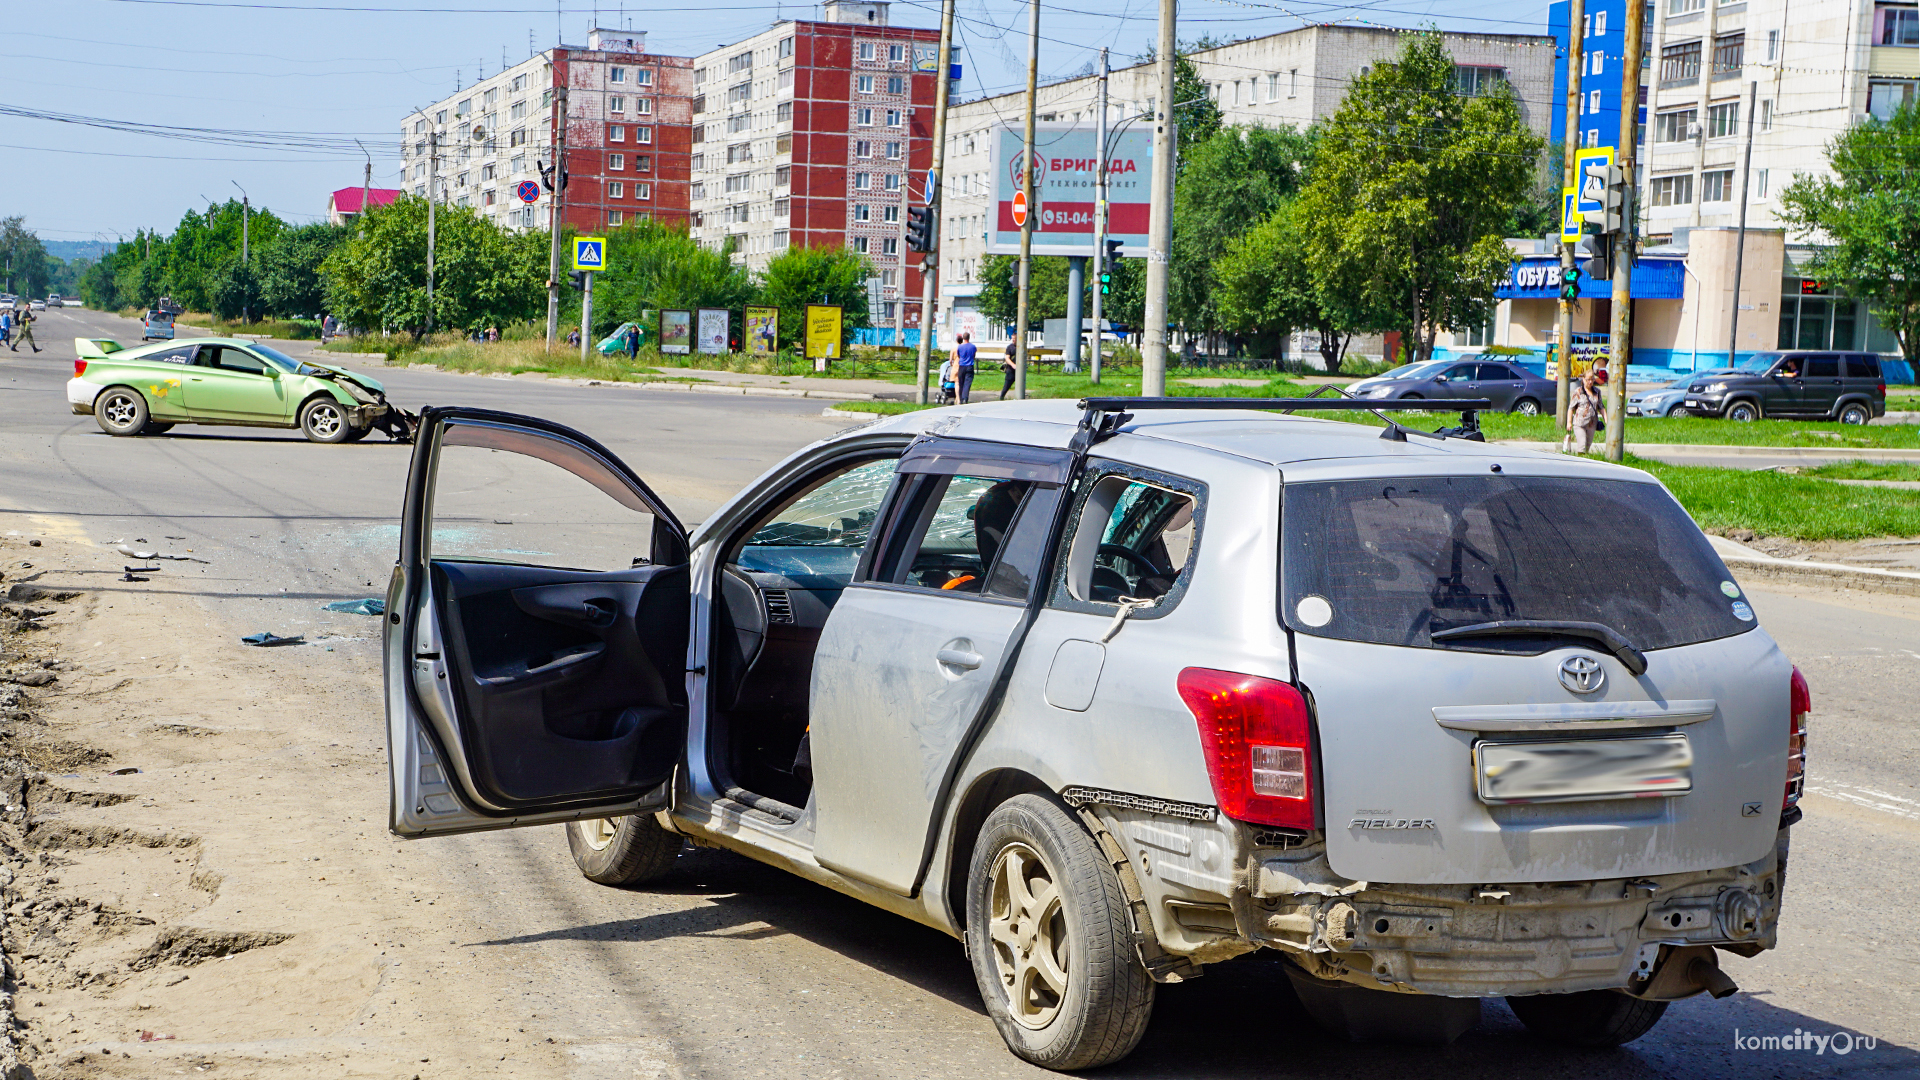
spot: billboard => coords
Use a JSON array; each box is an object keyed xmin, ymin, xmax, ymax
[
  {"xmin": 986, "ymin": 121, "xmax": 1153, "ymax": 257},
  {"xmin": 805, "ymin": 304, "xmax": 843, "ymax": 364},
  {"xmin": 696, "ymin": 308, "xmax": 729, "ymax": 354},
  {"xmin": 745, "ymin": 306, "xmax": 778, "ymax": 356},
  {"xmin": 660, "ymin": 310, "xmax": 692, "ymax": 355}
]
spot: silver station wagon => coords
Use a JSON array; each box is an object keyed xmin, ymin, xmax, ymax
[{"xmin": 384, "ymin": 397, "xmax": 1807, "ymax": 1070}]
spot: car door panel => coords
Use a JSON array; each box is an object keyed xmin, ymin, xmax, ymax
[
  {"xmin": 126, "ymin": 345, "xmax": 198, "ymax": 420},
  {"xmin": 183, "ymin": 346, "xmax": 292, "ymax": 422},
  {"xmin": 1475, "ymin": 364, "xmax": 1520, "ymax": 410},
  {"xmin": 387, "ymin": 407, "xmax": 691, "ymax": 838}
]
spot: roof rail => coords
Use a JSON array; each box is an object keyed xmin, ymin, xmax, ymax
[{"xmin": 1074, "ymin": 395, "xmax": 1496, "ymax": 446}]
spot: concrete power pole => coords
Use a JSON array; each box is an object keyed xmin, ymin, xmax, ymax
[
  {"xmin": 1011, "ymin": 0, "xmax": 1041, "ymax": 400},
  {"xmin": 1728, "ymin": 79, "xmax": 1758, "ymax": 364},
  {"xmin": 1090, "ymin": 47, "xmax": 1109, "ymax": 386},
  {"xmin": 1141, "ymin": 0, "xmax": 1177, "ymax": 398},
  {"xmin": 426, "ymin": 127, "xmax": 439, "ymax": 337},
  {"xmin": 546, "ymin": 84, "xmax": 571, "ymax": 352},
  {"xmin": 1555, "ymin": 0, "xmax": 1583, "ymax": 431},
  {"xmin": 580, "ymin": 271, "xmax": 594, "ymax": 362},
  {"xmin": 1604, "ymin": 0, "xmax": 1647, "ymax": 463},
  {"xmin": 913, "ymin": 0, "xmax": 957, "ymax": 406}
]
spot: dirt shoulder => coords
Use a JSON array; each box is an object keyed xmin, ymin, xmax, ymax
[{"xmin": 0, "ymin": 530, "xmax": 570, "ymax": 1079}]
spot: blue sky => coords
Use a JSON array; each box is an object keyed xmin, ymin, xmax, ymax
[{"xmin": 1, "ymin": 0, "xmax": 1555, "ymax": 251}]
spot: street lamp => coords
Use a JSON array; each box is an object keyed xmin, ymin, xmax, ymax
[{"xmin": 232, "ymin": 180, "xmax": 251, "ymax": 324}]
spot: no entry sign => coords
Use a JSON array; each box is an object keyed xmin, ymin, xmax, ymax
[{"xmin": 1011, "ymin": 189, "xmax": 1028, "ymax": 228}]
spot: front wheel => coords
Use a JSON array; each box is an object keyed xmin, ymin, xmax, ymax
[
  {"xmin": 1726, "ymin": 400, "xmax": 1761, "ymax": 422},
  {"xmin": 1666, "ymin": 403, "xmax": 1690, "ymax": 418},
  {"xmin": 299, "ymin": 397, "xmax": 352, "ymax": 443},
  {"xmin": 1507, "ymin": 990, "xmax": 1669, "ymax": 1047},
  {"xmin": 95, "ymin": 387, "xmax": 149, "ymax": 436},
  {"xmin": 966, "ymin": 794, "xmax": 1155, "ymax": 1071},
  {"xmin": 1512, "ymin": 397, "xmax": 1541, "ymax": 417},
  {"xmin": 341, "ymin": 424, "xmax": 371, "ymax": 443},
  {"xmin": 1839, "ymin": 402, "xmax": 1871, "ymax": 425},
  {"xmin": 565, "ymin": 814, "xmax": 683, "ymax": 886}
]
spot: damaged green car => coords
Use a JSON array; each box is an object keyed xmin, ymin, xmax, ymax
[{"xmin": 68, "ymin": 337, "xmax": 415, "ymax": 443}]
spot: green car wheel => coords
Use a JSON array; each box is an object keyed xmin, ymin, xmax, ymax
[
  {"xmin": 95, "ymin": 387, "xmax": 150, "ymax": 437},
  {"xmin": 300, "ymin": 398, "xmax": 352, "ymax": 444}
]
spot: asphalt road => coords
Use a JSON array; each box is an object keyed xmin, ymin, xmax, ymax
[{"xmin": 4, "ymin": 307, "xmax": 1919, "ymax": 1079}]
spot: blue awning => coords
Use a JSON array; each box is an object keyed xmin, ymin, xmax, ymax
[{"xmin": 1497, "ymin": 256, "xmax": 1685, "ymax": 301}]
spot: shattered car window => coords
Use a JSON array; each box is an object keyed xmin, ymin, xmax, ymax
[{"xmin": 741, "ymin": 459, "xmax": 895, "ymax": 550}]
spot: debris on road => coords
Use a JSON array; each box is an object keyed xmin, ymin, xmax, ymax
[
  {"xmin": 124, "ymin": 566, "xmax": 160, "ymax": 574},
  {"xmin": 138, "ymin": 1031, "xmax": 175, "ymax": 1043},
  {"xmin": 120, "ymin": 573, "xmax": 148, "ymax": 583},
  {"xmin": 115, "ymin": 545, "xmax": 207, "ymax": 564},
  {"xmin": 239, "ymin": 632, "xmax": 304, "ymax": 648},
  {"xmin": 323, "ymin": 598, "xmax": 385, "ymax": 617}
]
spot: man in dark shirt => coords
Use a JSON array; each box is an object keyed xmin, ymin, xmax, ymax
[{"xmin": 953, "ymin": 331, "xmax": 977, "ymax": 404}]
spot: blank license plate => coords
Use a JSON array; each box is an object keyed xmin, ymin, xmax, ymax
[{"xmin": 1475, "ymin": 734, "xmax": 1693, "ymax": 804}]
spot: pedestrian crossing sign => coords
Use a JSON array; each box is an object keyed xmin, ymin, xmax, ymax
[
  {"xmin": 572, "ymin": 237, "xmax": 606, "ymax": 271},
  {"xmin": 1561, "ymin": 187, "xmax": 1580, "ymax": 242}
]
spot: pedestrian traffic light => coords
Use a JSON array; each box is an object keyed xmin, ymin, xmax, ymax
[
  {"xmin": 1100, "ymin": 267, "xmax": 1113, "ymax": 296},
  {"xmin": 1580, "ymin": 161, "xmax": 1624, "ymax": 235},
  {"xmin": 1562, "ymin": 262, "xmax": 1581, "ymax": 301},
  {"xmin": 905, "ymin": 206, "xmax": 935, "ymax": 252},
  {"xmin": 1572, "ymin": 232, "xmax": 1610, "ymax": 287},
  {"xmin": 1103, "ymin": 238, "xmax": 1124, "ymax": 274},
  {"xmin": 567, "ymin": 269, "xmax": 587, "ymax": 291}
]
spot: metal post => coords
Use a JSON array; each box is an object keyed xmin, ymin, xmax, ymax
[
  {"xmin": 546, "ymin": 84, "xmax": 570, "ymax": 352},
  {"xmin": 426, "ymin": 128, "xmax": 438, "ymax": 337},
  {"xmin": 1728, "ymin": 80, "xmax": 1758, "ymax": 365},
  {"xmin": 580, "ymin": 271, "xmax": 594, "ymax": 362},
  {"xmin": 1556, "ymin": 0, "xmax": 1584, "ymax": 431},
  {"xmin": 360, "ymin": 143, "xmax": 373, "ymax": 234},
  {"xmin": 1142, "ymin": 0, "xmax": 1177, "ymax": 398},
  {"xmin": 1091, "ymin": 47, "xmax": 1109, "ymax": 386},
  {"xmin": 1012, "ymin": 0, "xmax": 1040, "ymax": 400},
  {"xmin": 896, "ymin": 181, "xmax": 910, "ymax": 345},
  {"xmin": 1064, "ymin": 256, "xmax": 1086, "ymax": 374},
  {"xmin": 1604, "ymin": 0, "xmax": 1646, "ymax": 463},
  {"xmin": 913, "ymin": 0, "xmax": 957, "ymax": 406}
]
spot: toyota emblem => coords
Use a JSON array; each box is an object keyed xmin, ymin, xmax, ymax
[{"xmin": 1558, "ymin": 654, "xmax": 1606, "ymax": 694}]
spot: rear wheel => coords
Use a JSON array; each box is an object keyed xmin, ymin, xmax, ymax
[
  {"xmin": 1839, "ymin": 402, "xmax": 1871, "ymax": 425},
  {"xmin": 1726, "ymin": 400, "xmax": 1761, "ymax": 422},
  {"xmin": 140, "ymin": 421, "xmax": 175, "ymax": 435},
  {"xmin": 95, "ymin": 387, "xmax": 149, "ymax": 436},
  {"xmin": 1507, "ymin": 990, "xmax": 1669, "ymax": 1047},
  {"xmin": 565, "ymin": 814, "xmax": 683, "ymax": 886},
  {"xmin": 299, "ymin": 397, "xmax": 351, "ymax": 443},
  {"xmin": 1512, "ymin": 397, "xmax": 1541, "ymax": 417},
  {"xmin": 966, "ymin": 794, "xmax": 1154, "ymax": 1071}
]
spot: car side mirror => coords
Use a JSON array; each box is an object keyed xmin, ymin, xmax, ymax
[{"xmin": 1433, "ymin": 375, "xmax": 1448, "ymax": 383}]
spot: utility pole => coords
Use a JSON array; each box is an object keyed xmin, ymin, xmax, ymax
[
  {"xmin": 580, "ymin": 271, "xmax": 594, "ymax": 362},
  {"xmin": 546, "ymin": 84, "xmax": 571, "ymax": 352},
  {"xmin": 1728, "ymin": 80, "xmax": 1758, "ymax": 364},
  {"xmin": 1555, "ymin": 0, "xmax": 1584, "ymax": 431},
  {"xmin": 1142, "ymin": 0, "xmax": 1177, "ymax": 398},
  {"xmin": 1011, "ymin": 0, "xmax": 1040, "ymax": 400},
  {"xmin": 913, "ymin": 0, "xmax": 957, "ymax": 406},
  {"xmin": 233, "ymin": 181, "xmax": 249, "ymax": 264},
  {"xmin": 356, "ymin": 138, "xmax": 373, "ymax": 235},
  {"xmin": 896, "ymin": 177, "xmax": 910, "ymax": 344},
  {"xmin": 1604, "ymin": 0, "xmax": 1647, "ymax": 463},
  {"xmin": 1090, "ymin": 47, "xmax": 1109, "ymax": 386},
  {"xmin": 426, "ymin": 127, "xmax": 439, "ymax": 337}
]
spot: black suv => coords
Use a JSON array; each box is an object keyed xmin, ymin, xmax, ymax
[{"xmin": 1683, "ymin": 351, "xmax": 1886, "ymax": 423}]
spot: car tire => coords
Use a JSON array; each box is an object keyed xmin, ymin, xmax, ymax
[
  {"xmin": 140, "ymin": 421, "xmax": 175, "ymax": 435},
  {"xmin": 1512, "ymin": 397, "xmax": 1541, "ymax": 417},
  {"xmin": 565, "ymin": 814, "xmax": 683, "ymax": 886},
  {"xmin": 1506, "ymin": 990, "xmax": 1669, "ymax": 1047},
  {"xmin": 1838, "ymin": 402, "xmax": 1871, "ymax": 425},
  {"xmin": 1726, "ymin": 400, "xmax": 1761, "ymax": 422},
  {"xmin": 966, "ymin": 794, "xmax": 1155, "ymax": 1071},
  {"xmin": 1400, "ymin": 393, "xmax": 1423, "ymax": 401},
  {"xmin": 299, "ymin": 397, "xmax": 352, "ymax": 443},
  {"xmin": 1665, "ymin": 403, "xmax": 1689, "ymax": 418},
  {"xmin": 95, "ymin": 387, "xmax": 149, "ymax": 437},
  {"xmin": 341, "ymin": 425, "xmax": 371, "ymax": 443}
]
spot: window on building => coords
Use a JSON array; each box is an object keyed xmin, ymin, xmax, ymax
[
  {"xmin": 692, "ymin": 124, "xmax": 706, "ymax": 144},
  {"xmin": 1669, "ymin": 0, "xmax": 1704, "ymax": 12},
  {"xmin": 779, "ymin": 36, "xmax": 795, "ymax": 59},
  {"xmin": 512, "ymin": 154, "xmax": 525, "ymax": 173},
  {"xmin": 414, "ymin": 118, "xmax": 426, "ymax": 134},
  {"xmin": 854, "ymin": 205, "xmax": 871, "ymax": 222},
  {"xmin": 886, "ymin": 109, "xmax": 902, "ymax": 126},
  {"xmin": 636, "ymin": 68, "xmax": 652, "ymax": 86},
  {"xmin": 609, "ymin": 181, "xmax": 625, "ymax": 199},
  {"xmin": 481, "ymin": 163, "xmax": 496, "ymax": 180},
  {"xmin": 1708, "ymin": 100, "xmax": 1740, "ymax": 137},
  {"xmin": 1232, "ymin": 81, "xmax": 1242, "ymax": 104},
  {"xmin": 435, "ymin": 108, "xmax": 448, "ymax": 123},
  {"xmin": 1712, "ymin": 33, "xmax": 1744, "ymax": 78},
  {"xmin": 1760, "ymin": 98, "xmax": 1773, "ymax": 129},
  {"xmin": 730, "ymin": 51, "xmax": 753, "ymax": 73},
  {"xmin": 484, "ymin": 88, "xmax": 498, "ymax": 105},
  {"xmin": 636, "ymin": 98, "xmax": 653, "ymax": 115},
  {"xmin": 728, "ymin": 113, "xmax": 750, "ymax": 133},
  {"xmin": 609, "ymin": 67, "xmax": 626, "ymax": 84},
  {"xmin": 1589, "ymin": 89, "xmax": 1603, "ymax": 113},
  {"xmin": 692, "ymin": 93, "xmax": 707, "ymax": 114},
  {"xmin": 691, "ymin": 181, "xmax": 706, "ymax": 199},
  {"xmin": 776, "ymin": 132, "xmax": 792, "ymax": 153},
  {"xmin": 482, "ymin": 189, "xmax": 495, "ymax": 206},
  {"xmin": 884, "ymin": 173, "xmax": 902, "ymax": 191},
  {"xmin": 883, "ymin": 204, "xmax": 899, "ymax": 222},
  {"xmin": 886, "ymin": 141, "xmax": 902, "ymax": 160},
  {"xmin": 609, "ymin": 96, "xmax": 627, "ymax": 114},
  {"xmin": 1651, "ymin": 173, "xmax": 1694, "ymax": 205},
  {"xmin": 456, "ymin": 98, "xmax": 471, "ymax": 116},
  {"xmin": 855, "ymin": 139, "xmax": 872, "ymax": 157},
  {"xmin": 695, "ymin": 67, "xmax": 708, "ymax": 85},
  {"xmin": 853, "ymin": 236, "xmax": 869, "ymax": 252},
  {"xmin": 1656, "ymin": 108, "xmax": 1698, "ymax": 142},
  {"xmin": 1595, "ymin": 10, "xmax": 1609, "ymax": 33},
  {"xmin": 858, "ymin": 75, "xmax": 875, "ymax": 94},
  {"xmin": 1661, "ymin": 41, "xmax": 1703, "ymax": 85},
  {"xmin": 1452, "ymin": 66, "xmax": 1508, "ymax": 95},
  {"xmin": 725, "ymin": 174, "xmax": 750, "ymax": 193},
  {"xmin": 888, "ymin": 75, "xmax": 904, "ymax": 94},
  {"xmin": 881, "ymin": 269, "xmax": 897, "ymax": 286},
  {"xmin": 1753, "ymin": 168, "xmax": 1769, "ymax": 199},
  {"xmin": 855, "ymin": 172, "xmax": 871, "ymax": 189},
  {"xmin": 727, "ymin": 142, "xmax": 752, "ymax": 164},
  {"xmin": 1701, "ymin": 168, "xmax": 1734, "ymax": 201},
  {"xmin": 510, "ymin": 73, "xmax": 527, "ymax": 92},
  {"xmin": 775, "ymin": 164, "xmax": 791, "ymax": 187},
  {"xmin": 1591, "ymin": 49, "xmax": 1605, "ymax": 76},
  {"xmin": 889, "ymin": 44, "xmax": 904, "ymax": 63},
  {"xmin": 857, "ymin": 107, "xmax": 875, "ymax": 126},
  {"xmin": 608, "ymin": 153, "xmax": 626, "ymax": 171},
  {"xmin": 606, "ymin": 209, "xmax": 621, "ymax": 225},
  {"xmin": 1869, "ymin": 79, "xmax": 1919, "ymax": 118},
  {"xmin": 858, "ymin": 42, "xmax": 875, "ymax": 61},
  {"xmin": 636, "ymin": 182, "xmax": 651, "ymax": 200},
  {"xmin": 510, "ymin": 100, "xmax": 528, "ymax": 119},
  {"xmin": 1884, "ymin": 7, "xmax": 1920, "ymax": 45},
  {"xmin": 609, "ymin": 125, "xmax": 625, "ymax": 142},
  {"xmin": 509, "ymin": 128, "xmax": 527, "ymax": 147},
  {"xmin": 778, "ymin": 69, "xmax": 794, "ymax": 91},
  {"xmin": 776, "ymin": 101, "xmax": 793, "ymax": 123},
  {"xmin": 1767, "ymin": 28, "xmax": 1780, "ymax": 59},
  {"xmin": 634, "ymin": 154, "xmax": 650, "ymax": 172},
  {"xmin": 881, "ymin": 236, "xmax": 898, "ymax": 255}
]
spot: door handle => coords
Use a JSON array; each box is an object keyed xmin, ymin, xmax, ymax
[{"xmin": 936, "ymin": 648, "xmax": 982, "ymax": 670}]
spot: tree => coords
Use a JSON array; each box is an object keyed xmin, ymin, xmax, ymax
[
  {"xmin": 257, "ymin": 222, "xmax": 351, "ymax": 319},
  {"xmin": 0, "ymin": 217, "xmax": 51, "ymax": 298},
  {"xmin": 1137, "ymin": 37, "xmax": 1225, "ymax": 162},
  {"xmin": 756, "ymin": 244, "xmax": 874, "ymax": 352},
  {"xmin": 163, "ymin": 200, "xmax": 286, "ymax": 313},
  {"xmin": 977, "ymin": 254, "xmax": 1071, "ymax": 329},
  {"xmin": 589, "ymin": 220, "xmax": 756, "ymax": 340},
  {"xmin": 1169, "ymin": 125, "xmax": 1315, "ymax": 343},
  {"xmin": 1778, "ymin": 104, "xmax": 1920, "ymax": 367},
  {"xmin": 321, "ymin": 196, "xmax": 545, "ymax": 335},
  {"xmin": 1295, "ymin": 32, "xmax": 1543, "ymax": 363},
  {"xmin": 210, "ymin": 259, "xmax": 262, "ymax": 322}
]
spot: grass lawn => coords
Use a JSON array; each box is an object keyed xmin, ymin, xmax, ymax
[
  {"xmin": 1801, "ymin": 461, "xmax": 1920, "ymax": 482},
  {"xmin": 1626, "ymin": 454, "xmax": 1920, "ymax": 541}
]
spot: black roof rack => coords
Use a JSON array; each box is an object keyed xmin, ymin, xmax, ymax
[{"xmin": 1075, "ymin": 393, "xmax": 1495, "ymax": 446}]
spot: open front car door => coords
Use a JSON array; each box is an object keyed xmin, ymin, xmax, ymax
[{"xmin": 386, "ymin": 407, "xmax": 691, "ymax": 838}]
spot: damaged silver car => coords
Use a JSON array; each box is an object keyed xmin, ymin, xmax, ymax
[{"xmin": 383, "ymin": 398, "xmax": 1805, "ymax": 1069}]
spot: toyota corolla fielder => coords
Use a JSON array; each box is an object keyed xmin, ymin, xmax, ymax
[{"xmin": 384, "ymin": 397, "xmax": 1805, "ymax": 1069}]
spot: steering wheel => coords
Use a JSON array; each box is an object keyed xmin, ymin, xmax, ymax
[{"xmin": 1097, "ymin": 543, "xmax": 1168, "ymax": 581}]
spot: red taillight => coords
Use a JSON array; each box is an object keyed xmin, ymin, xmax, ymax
[
  {"xmin": 1785, "ymin": 666, "xmax": 1810, "ymax": 812},
  {"xmin": 1177, "ymin": 667, "xmax": 1315, "ymax": 829},
  {"xmin": 1878, "ymin": 380, "xmax": 1887, "ymax": 398},
  {"xmin": 73, "ymin": 359, "xmax": 87, "ymax": 378}
]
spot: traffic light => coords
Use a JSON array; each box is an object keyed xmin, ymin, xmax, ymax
[
  {"xmin": 1574, "ymin": 232, "xmax": 1611, "ymax": 285},
  {"xmin": 1100, "ymin": 239, "xmax": 1123, "ymax": 295},
  {"xmin": 1580, "ymin": 161, "xmax": 1624, "ymax": 235},
  {"xmin": 567, "ymin": 270, "xmax": 587, "ymax": 291},
  {"xmin": 905, "ymin": 206, "xmax": 935, "ymax": 252},
  {"xmin": 1561, "ymin": 262, "xmax": 1582, "ymax": 301}
]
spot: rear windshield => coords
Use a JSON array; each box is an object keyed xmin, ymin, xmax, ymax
[{"xmin": 1281, "ymin": 476, "xmax": 1755, "ymax": 653}]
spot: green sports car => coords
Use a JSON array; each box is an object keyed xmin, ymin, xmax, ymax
[{"xmin": 68, "ymin": 337, "xmax": 414, "ymax": 443}]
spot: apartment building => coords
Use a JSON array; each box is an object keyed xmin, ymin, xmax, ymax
[
  {"xmin": 686, "ymin": 1, "xmax": 941, "ymax": 325},
  {"xmin": 401, "ymin": 29, "xmax": 695, "ymax": 235},
  {"xmin": 934, "ymin": 25, "xmax": 1557, "ymax": 345}
]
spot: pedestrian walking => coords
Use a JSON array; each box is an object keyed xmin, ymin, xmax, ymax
[
  {"xmin": 1563, "ymin": 371, "xmax": 1599, "ymax": 454},
  {"xmin": 567, "ymin": 329, "xmax": 580, "ymax": 348},
  {"xmin": 1, "ymin": 308, "xmax": 11, "ymax": 349},
  {"xmin": 625, "ymin": 323, "xmax": 640, "ymax": 361},
  {"xmin": 997, "ymin": 349, "xmax": 1017, "ymax": 400},
  {"xmin": 952, "ymin": 331, "xmax": 977, "ymax": 404},
  {"xmin": 10, "ymin": 307, "xmax": 39, "ymax": 353}
]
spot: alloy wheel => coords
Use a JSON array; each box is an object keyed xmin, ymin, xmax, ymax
[
  {"xmin": 102, "ymin": 394, "xmax": 139, "ymax": 429},
  {"xmin": 306, "ymin": 403, "xmax": 343, "ymax": 439},
  {"xmin": 988, "ymin": 842, "xmax": 1069, "ymax": 1030},
  {"xmin": 578, "ymin": 817, "xmax": 619, "ymax": 852}
]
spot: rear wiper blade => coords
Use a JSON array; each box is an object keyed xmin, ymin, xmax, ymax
[{"xmin": 1429, "ymin": 619, "xmax": 1647, "ymax": 676}]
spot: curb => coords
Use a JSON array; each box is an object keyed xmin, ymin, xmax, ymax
[
  {"xmin": 822, "ymin": 406, "xmax": 882, "ymax": 420},
  {"xmin": 612, "ymin": 380, "xmax": 898, "ymax": 402},
  {"xmin": 1721, "ymin": 554, "xmax": 1920, "ymax": 597},
  {"xmin": 1496, "ymin": 440, "xmax": 1920, "ymax": 463}
]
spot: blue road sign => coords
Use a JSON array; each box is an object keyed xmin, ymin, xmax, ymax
[
  {"xmin": 516, "ymin": 180, "xmax": 540, "ymax": 203},
  {"xmin": 572, "ymin": 237, "xmax": 606, "ymax": 271}
]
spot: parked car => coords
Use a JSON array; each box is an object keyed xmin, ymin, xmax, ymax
[
  {"xmin": 385, "ymin": 398, "xmax": 1804, "ymax": 1069},
  {"xmin": 67, "ymin": 336, "xmax": 413, "ymax": 442},
  {"xmin": 1628, "ymin": 371, "xmax": 1735, "ymax": 418},
  {"xmin": 1352, "ymin": 358, "xmax": 1557, "ymax": 415},
  {"xmin": 29, "ymin": 298, "xmax": 45, "ymax": 311},
  {"xmin": 1682, "ymin": 351, "xmax": 1885, "ymax": 423}
]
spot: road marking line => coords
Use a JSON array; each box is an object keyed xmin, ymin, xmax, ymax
[{"xmin": 1806, "ymin": 778, "xmax": 1920, "ymax": 821}]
